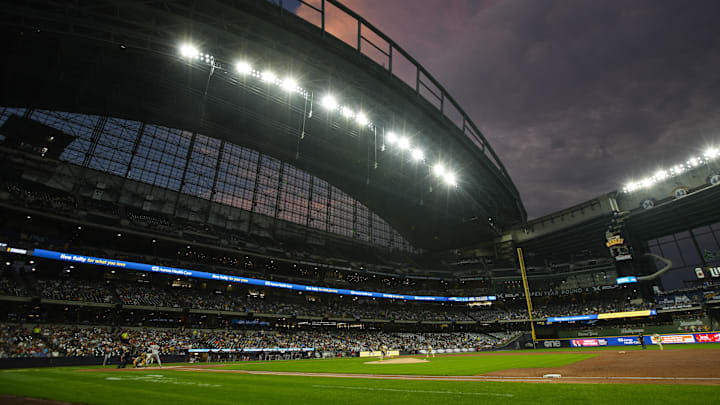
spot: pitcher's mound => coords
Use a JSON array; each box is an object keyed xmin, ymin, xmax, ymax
[{"xmin": 364, "ymin": 358, "xmax": 430, "ymax": 365}]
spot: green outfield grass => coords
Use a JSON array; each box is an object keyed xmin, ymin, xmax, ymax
[
  {"xmin": 1, "ymin": 366, "xmax": 719, "ymax": 405},
  {"xmin": 218, "ymin": 352, "xmax": 596, "ymax": 375}
]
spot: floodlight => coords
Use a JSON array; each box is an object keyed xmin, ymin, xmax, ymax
[
  {"xmin": 433, "ymin": 163, "xmax": 445, "ymax": 176},
  {"xmin": 341, "ymin": 106, "xmax": 355, "ymax": 118},
  {"xmin": 355, "ymin": 112, "xmax": 369, "ymax": 126},
  {"xmin": 235, "ymin": 61, "xmax": 252, "ymax": 74},
  {"xmin": 261, "ymin": 71, "xmax": 277, "ymax": 83},
  {"xmin": 281, "ymin": 77, "xmax": 298, "ymax": 92},
  {"xmin": 444, "ymin": 172, "xmax": 457, "ymax": 186},
  {"xmin": 321, "ymin": 95, "xmax": 338, "ymax": 110},
  {"xmin": 411, "ymin": 148, "xmax": 424, "ymax": 161},
  {"xmin": 180, "ymin": 44, "xmax": 199, "ymax": 58},
  {"xmin": 386, "ymin": 132, "xmax": 397, "ymax": 144},
  {"xmin": 398, "ymin": 137, "xmax": 410, "ymax": 149},
  {"xmin": 705, "ymin": 148, "xmax": 718, "ymax": 158}
]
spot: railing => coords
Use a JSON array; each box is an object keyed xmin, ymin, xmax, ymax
[{"xmin": 268, "ymin": 0, "xmax": 520, "ymax": 198}]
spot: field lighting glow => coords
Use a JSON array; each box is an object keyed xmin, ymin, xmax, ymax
[
  {"xmin": 355, "ymin": 112, "xmax": 369, "ymax": 126},
  {"xmin": 623, "ymin": 145, "xmax": 720, "ymax": 193},
  {"xmin": 281, "ymin": 77, "xmax": 298, "ymax": 92},
  {"xmin": 341, "ymin": 106, "xmax": 355, "ymax": 118},
  {"xmin": 261, "ymin": 71, "xmax": 277, "ymax": 83},
  {"xmin": 321, "ymin": 95, "xmax": 338, "ymax": 110},
  {"xmin": 411, "ymin": 148, "xmax": 424, "ymax": 161},
  {"xmin": 433, "ymin": 163, "xmax": 445, "ymax": 176},
  {"xmin": 176, "ymin": 40, "xmax": 460, "ymax": 189},
  {"xmin": 180, "ymin": 43, "xmax": 199, "ymax": 58},
  {"xmin": 386, "ymin": 132, "xmax": 397, "ymax": 144},
  {"xmin": 444, "ymin": 172, "xmax": 457, "ymax": 186},
  {"xmin": 235, "ymin": 61, "xmax": 251, "ymax": 74}
]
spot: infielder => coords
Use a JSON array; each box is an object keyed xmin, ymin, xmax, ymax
[
  {"xmin": 653, "ymin": 334, "xmax": 663, "ymax": 350},
  {"xmin": 425, "ymin": 343, "xmax": 435, "ymax": 358}
]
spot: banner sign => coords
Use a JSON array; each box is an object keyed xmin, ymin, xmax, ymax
[
  {"xmin": 564, "ymin": 332, "xmax": 720, "ymax": 347},
  {"xmin": 188, "ymin": 347, "xmax": 315, "ymax": 353},
  {"xmin": 695, "ymin": 333, "xmax": 720, "ymax": 343},
  {"xmin": 547, "ymin": 315, "xmax": 597, "ymax": 323},
  {"xmin": 29, "ymin": 248, "xmax": 496, "ymax": 303},
  {"xmin": 547, "ymin": 310, "xmax": 656, "ymax": 323},
  {"xmin": 597, "ymin": 310, "xmax": 656, "ymax": 320},
  {"xmin": 359, "ymin": 350, "xmax": 400, "ymax": 357},
  {"xmin": 615, "ymin": 276, "xmax": 637, "ymax": 284}
]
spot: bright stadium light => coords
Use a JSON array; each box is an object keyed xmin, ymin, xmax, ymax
[
  {"xmin": 321, "ymin": 94, "xmax": 338, "ymax": 110},
  {"xmin": 281, "ymin": 77, "xmax": 298, "ymax": 92},
  {"xmin": 355, "ymin": 112, "xmax": 369, "ymax": 126},
  {"xmin": 444, "ymin": 172, "xmax": 457, "ymax": 186},
  {"xmin": 433, "ymin": 163, "xmax": 445, "ymax": 176},
  {"xmin": 386, "ymin": 132, "xmax": 397, "ymax": 144},
  {"xmin": 341, "ymin": 106, "xmax": 355, "ymax": 119},
  {"xmin": 398, "ymin": 137, "xmax": 410, "ymax": 150},
  {"xmin": 705, "ymin": 147, "xmax": 719, "ymax": 158},
  {"xmin": 411, "ymin": 148, "xmax": 424, "ymax": 161},
  {"xmin": 261, "ymin": 71, "xmax": 277, "ymax": 83},
  {"xmin": 180, "ymin": 43, "xmax": 199, "ymax": 58},
  {"xmin": 235, "ymin": 61, "xmax": 252, "ymax": 74}
]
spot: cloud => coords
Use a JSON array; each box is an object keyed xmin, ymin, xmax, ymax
[{"xmin": 295, "ymin": 0, "xmax": 720, "ymax": 218}]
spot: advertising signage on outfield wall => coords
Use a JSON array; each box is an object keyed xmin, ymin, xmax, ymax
[
  {"xmin": 27, "ymin": 248, "xmax": 497, "ymax": 303},
  {"xmin": 566, "ymin": 332, "xmax": 720, "ymax": 347}
]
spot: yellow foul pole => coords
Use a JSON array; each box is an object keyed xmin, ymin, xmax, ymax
[{"xmin": 517, "ymin": 247, "xmax": 536, "ymax": 349}]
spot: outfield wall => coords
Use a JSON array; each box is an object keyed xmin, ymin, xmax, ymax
[
  {"xmin": 0, "ymin": 355, "xmax": 186, "ymax": 369},
  {"xmin": 538, "ymin": 331, "xmax": 720, "ymax": 348}
]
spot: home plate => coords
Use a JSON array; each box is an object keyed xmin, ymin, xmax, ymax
[
  {"xmin": 364, "ymin": 358, "xmax": 430, "ymax": 364},
  {"xmin": 543, "ymin": 374, "xmax": 562, "ymax": 378}
]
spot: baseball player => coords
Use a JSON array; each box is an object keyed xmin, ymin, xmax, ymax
[
  {"xmin": 426, "ymin": 343, "xmax": 435, "ymax": 358},
  {"xmin": 377, "ymin": 345, "xmax": 388, "ymax": 362},
  {"xmin": 149, "ymin": 342, "xmax": 162, "ymax": 367},
  {"xmin": 653, "ymin": 334, "xmax": 663, "ymax": 350},
  {"xmin": 102, "ymin": 344, "xmax": 112, "ymax": 366},
  {"xmin": 133, "ymin": 352, "xmax": 146, "ymax": 368}
]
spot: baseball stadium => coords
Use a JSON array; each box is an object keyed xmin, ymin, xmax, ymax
[{"xmin": 0, "ymin": 1, "xmax": 719, "ymax": 404}]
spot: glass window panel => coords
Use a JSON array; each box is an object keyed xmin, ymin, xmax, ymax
[{"xmin": 676, "ymin": 237, "xmax": 701, "ymax": 266}]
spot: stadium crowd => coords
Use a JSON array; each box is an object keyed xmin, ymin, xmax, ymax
[
  {"xmin": 0, "ymin": 274, "xmax": 658, "ymax": 323},
  {"xmin": 0, "ymin": 325, "xmax": 519, "ymax": 358}
]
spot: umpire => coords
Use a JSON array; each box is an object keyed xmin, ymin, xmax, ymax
[
  {"xmin": 117, "ymin": 346, "xmax": 130, "ymax": 368},
  {"xmin": 638, "ymin": 333, "xmax": 646, "ymax": 349}
]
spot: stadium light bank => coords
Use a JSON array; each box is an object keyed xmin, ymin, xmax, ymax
[
  {"xmin": 179, "ymin": 42, "xmax": 458, "ymax": 188},
  {"xmin": 622, "ymin": 147, "xmax": 719, "ymax": 193}
]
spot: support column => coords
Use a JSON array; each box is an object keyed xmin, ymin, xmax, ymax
[
  {"xmin": 272, "ymin": 161, "xmax": 285, "ymax": 238},
  {"xmin": 207, "ymin": 140, "xmax": 226, "ymax": 224},
  {"xmin": 304, "ymin": 175, "xmax": 315, "ymax": 242},
  {"xmin": 173, "ymin": 132, "xmax": 197, "ymax": 217},
  {"xmin": 247, "ymin": 154, "xmax": 264, "ymax": 234}
]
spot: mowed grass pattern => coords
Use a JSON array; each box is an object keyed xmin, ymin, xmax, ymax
[
  {"xmin": 1, "ymin": 366, "xmax": 720, "ymax": 405},
  {"xmin": 221, "ymin": 353, "xmax": 596, "ymax": 375}
]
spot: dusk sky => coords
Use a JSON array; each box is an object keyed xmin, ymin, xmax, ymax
[{"xmin": 299, "ymin": 0, "xmax": 720, "ymax": 219}]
